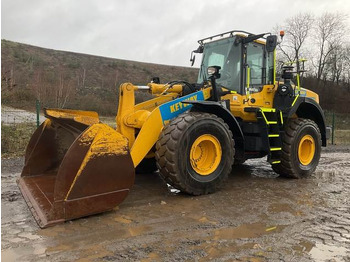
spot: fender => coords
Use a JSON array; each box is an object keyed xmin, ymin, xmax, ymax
[
  {"xmin": 288, "ymin": 97, "xmax": 327, "ymax": 146},
  {"xmin": 184, "ymin": 100, "xmax": 245, "ymax": 160}
]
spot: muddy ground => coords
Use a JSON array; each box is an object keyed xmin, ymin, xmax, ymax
[{"xmin": 1, "ymin": 145, "xmax": 350, "ymax": 262}]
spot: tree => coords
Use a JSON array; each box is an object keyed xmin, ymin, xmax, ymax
[
  {"xmin": 56, "ymin": 71, "xmax": 74, "ymax": 108},
  {"xmin": 312, "ymin": 12, "xmax": 347, "ymax": 84},
  {"xmin": 277, "ymin": 13, "xmax": 313, "ymax": 72}
]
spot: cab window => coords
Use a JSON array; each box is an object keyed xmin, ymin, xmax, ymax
[
  {"xmin": 246, "ymin": 43, "xmax": 264, "ymax": 87},
  {"xmin": 198, "ymin": 38, "xmax": 241, "ymax": 93}
]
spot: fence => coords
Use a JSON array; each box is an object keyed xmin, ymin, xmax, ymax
[
  {"xmin": 1, "ymin": 104, "xmax": 349, "ymax": 157},
  {"xmin": 324, "ymin": 111, "xmax": 350, "ymax": 145},
  {"xmin": 1, "ymin": 102, "xmax": 45, "ymax": 156}
]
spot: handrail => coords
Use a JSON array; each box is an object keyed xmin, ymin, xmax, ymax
[{"xmin": 198, "ymin": 30, "xmax": 266, "ymax": 45}]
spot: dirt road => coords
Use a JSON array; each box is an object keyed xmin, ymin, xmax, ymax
[{"xmin": 1, "ymin": 146, "xmax": 350, "ymax": 261}]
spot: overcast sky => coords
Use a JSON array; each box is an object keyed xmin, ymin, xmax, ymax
[{"xmin": 2, "ymin": 0, "xmax": 350, "ymax": 67}]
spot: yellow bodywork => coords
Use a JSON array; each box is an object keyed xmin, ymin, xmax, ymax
[
  {"xmin": 45, "ymin": 108, "xmax": 100, "ymax": 126},
  {"xmin": 46, "ymin": 77, "xmax": 319, "ymax": 170},
  {"xmin": 114, "ymin": 83, "xmax": 213, "ymax": 167},
  {"xmin": 113, "ymin": 79, "xmax": 319, "ymax": 167}
]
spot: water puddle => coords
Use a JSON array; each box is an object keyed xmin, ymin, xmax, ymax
[
  {"xmin": 1, "ymin": 249, "xmax": 21, "ymax": 261},
  {"xmin": 293, "ymin": 240, "xmax": 314, "ymax": 253},
  {"xmin": 114, "ymin": 215, "xmax": 133, "ymax": 224},
  {"xmin": 268, "ymin": 203, "xmax": 298, "ymax": 215},
  {"xmin": 198, "ymin": 216, "xmax": 217, "ymax": 225},
  {"xmin": 213, "ymin": 222, "xmax": 285, "ymax": 240},
  {"xmin": 128, "ymin": 225, "xmax": 152, "ymax": 237},
  {"xmin": 309, "ymin": 243, "xmax": 349, "ymax": 261},
  {"xmin": 1, "ymin": 243, "xmax": 46, "ymax": 261}
]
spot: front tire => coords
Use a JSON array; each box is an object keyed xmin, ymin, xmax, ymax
[
  {"xmin": 272, "ymin": 118, "xmax": 321, "ymax": 178},
  {"xmin": 155, "ymin": 112, "xmax": 235, "ymax": 195}
]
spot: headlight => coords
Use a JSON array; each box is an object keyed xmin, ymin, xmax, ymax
[{"xmin": 207, "ymin": 66, "xmax": 221, "ymax": 77}]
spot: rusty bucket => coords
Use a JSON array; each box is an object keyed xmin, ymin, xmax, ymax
[{"xmin": 18, "ymin": 109, "xmax": 135, "ymax": 228}]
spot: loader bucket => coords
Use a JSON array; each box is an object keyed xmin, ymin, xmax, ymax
[{"xmin": 18, "ymin": 109, "xmax": 135, "ymax": 228}]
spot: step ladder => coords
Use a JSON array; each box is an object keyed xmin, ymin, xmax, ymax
[
  {"xmin": 258, "ymin": 108, "xmax": 283, "ymax": 165},
  {"xmin": 244, "ymin": 107, "xmax": 284, "ymax": 165}
]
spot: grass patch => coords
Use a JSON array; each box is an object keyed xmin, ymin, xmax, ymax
[
  {"xmin": 332, "ymin": 130, "xmax": 350, "ymax": 145},
  {"xmin": 1, "ymin": 122, "xmax": 37, "ymax": 157},
  {"xmin": 324, "ymin": 111, "xmax": 350, "ymax": 130}
]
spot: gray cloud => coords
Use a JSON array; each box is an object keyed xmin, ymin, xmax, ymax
[{"xmin": 2, "ymin": 0, "xmax": 349, "ymax": 66}]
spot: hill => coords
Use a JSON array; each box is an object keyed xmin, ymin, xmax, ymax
[{"xmin": 1, "ymin": 40, "xmax": 198, "ymax": 115}]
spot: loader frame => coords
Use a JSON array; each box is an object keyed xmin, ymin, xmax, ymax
[{"xmin": 18, "ymin": 29, "xmax": 328, "ymax": 228}]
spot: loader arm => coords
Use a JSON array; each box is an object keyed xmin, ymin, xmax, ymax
[{"xmin": 116, "ymin": 83, "xmax": 211, "ymax": 167}]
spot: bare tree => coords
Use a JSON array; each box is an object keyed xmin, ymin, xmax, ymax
[
  {"xmin": 342, "ymin": 44, "xmax": 350, "ymax": 89},
  {"xmin": 1, "ymin": 65, "xmax": 16, "ymax": 90},
  {"xmin": 56, "ymin": 71, "xmax": 74, "ymax": 108},
  {"xmin": 277, "ymin": 13, "xmax": 313, "ymax": 71},
  {"xmin": 31, "ymin": 69, "xmax": 43, "ymax": 102},
  {"xmin": 312, "ymin": 12, "xmax": 347, "ymax": 84},
  {"xmin": 325, "ymin": 44, "xmax": 348, "ymax": 85}
]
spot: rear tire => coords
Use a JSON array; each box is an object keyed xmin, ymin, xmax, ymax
[
  {"xmin": 272, "ymin": 118, "xmax": 321, "ymax": 178},
  {"xmin": 155, "ymin": 112, "xmax": 235, "ymax": 195}
]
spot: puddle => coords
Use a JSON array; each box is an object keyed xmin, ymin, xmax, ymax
[
  {"xmin": 1, "ymin": 249, "xmax": 22, "ymax": 261},
  {"xmin": 309, "ymin": 243, "xmax": 349, "ymax": 261},
  {"xmin": 75, "ymin": 244, "xmax": 113, "ymax": 262},
  {"xmin": 1, "ymin": 243, "xmax": 46, "ymax": 261},
  {"xmin": 114, "ymin": 215, "xmax": 133, "ymax": 224},
  {"xmin": 213, "ymin": 222, "xmax": 285, "ymax": 240},
  {"xmin": 33, "ymin": 243, "xmax": 46, "ymax": 255},
  {"xmin": 18, "ymin": 232, "xmax": 41, "ymax": 240},
  {"xmin": 268, "ymin": 203, "xmax": 298, "ymax": 215},
  {"xmin": 293, "ymin": 240, "xmax": 314, "ymax": 253},
  {"xmin": 198, "ymin": 216, "xmax": 217, "ymax": 225},
  {"xmin": 128, "ymin": 225, "xmax": 151, "ymax": 237}
]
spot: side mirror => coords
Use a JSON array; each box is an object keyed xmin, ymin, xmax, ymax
[
  {"xmin": 189, "ymin": 45, "xmax": 203, "ymax": 66},
  {"xmin": 190, "ymin": 52, "xmax": 196, "ymax": 66},
  {"xmin": 266, "ymin": 35, "xmax": 277, "ymax": 52}
]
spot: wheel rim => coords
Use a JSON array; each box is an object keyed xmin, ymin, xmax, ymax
[
  {"xmin": 298, "ymin": 134, "xmax": 315, "ymax": 165},
  {"xmin": 190, "ymin": 134, "xmax": 222, "ymax": 176}
]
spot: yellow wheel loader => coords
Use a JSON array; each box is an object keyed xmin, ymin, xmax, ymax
[{"xmin": 19, "ymin": 30, "xmax": 329, "ymax": 228}]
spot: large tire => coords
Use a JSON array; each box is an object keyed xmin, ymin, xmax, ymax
[
  {"xmin": 155, "ymin": 112, "xmax": 235, "ymax": 195},
  {"xmin": 272, "ymin": 118, "xmax": 321, "ymax": 178}
]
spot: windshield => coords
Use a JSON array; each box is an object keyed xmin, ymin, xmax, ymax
[{"xmin": 197, "ymin": 37, "xmax": 241, "ymax": 92}]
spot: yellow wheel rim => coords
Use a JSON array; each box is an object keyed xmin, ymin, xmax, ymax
[
  {"xmin": 298, "ymin": 134, "xmax": 315, "ymax": 165},
  {"xmin": 190, "ymin": 134, "xmax": 222, "ymax": 176}
]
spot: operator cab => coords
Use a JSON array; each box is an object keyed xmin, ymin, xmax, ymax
[{"xmin": 195, "ymin": 31, "xmax": 275, "ymax": 95}]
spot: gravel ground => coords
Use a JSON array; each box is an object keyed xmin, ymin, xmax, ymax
[
  {"xmin": 1, "ymin": 145, "xmax": 350, "ymax": 262},
  {"xmin": 1, "ymin": 106, "xmax": 45, "ymax": 125}
]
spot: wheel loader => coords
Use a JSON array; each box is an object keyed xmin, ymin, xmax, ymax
[{"xmin": 18, "ymin": 30, "xmax": 328, "ymax": 228}]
